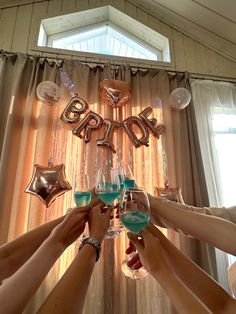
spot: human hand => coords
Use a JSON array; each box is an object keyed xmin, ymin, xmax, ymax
[
  {"xmin": 155, "ymin": 186, "xmax": 184, "ymax": 203},
  {"xmin": 49, "ymin": 199, "xmax": 102, "ymax": 249},
  {"xmin": 89, "ymin": 205, "xmax": 112, "ymax": 242},
  {"xmin": 128, "ymin": 228, "xmax": 166, "ymax": 276},
  {"xmin": 125, "ymin": 241, "xmax": 143, "ymax": 270},
  {"xmin": 90, "ymin": 187, "xmax": 96, "ymax": 199}
]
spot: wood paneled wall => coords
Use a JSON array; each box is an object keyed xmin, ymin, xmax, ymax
[{"xmin": 0, "ymin": 0, "xmax": 236, "ymax": 79}]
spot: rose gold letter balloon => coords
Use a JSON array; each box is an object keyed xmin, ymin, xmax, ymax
[
  {"xmin": 73, "ymin": 111, "xmax": 103, "ymax": 143},
  {"xmin": 100, "ymin": 79, "xmax": 131, "ymax": 108},
  {"xmin": 122, "ymin": 116, "xmax": 149, "ymax": 148},
  {"xmin": 25, "ymin": 163, "xmax": 72, "ymax": 208},
  {"xmin": 97, "ymin": 119, "xmax": 120, "ymax": 153},
  {"xmin": 60, "ymin": 94, "xmax": 88, "ymax": 124},
  {"xmin": 139, "ymin": 107, "xmax": 166, "ymax": 138}
]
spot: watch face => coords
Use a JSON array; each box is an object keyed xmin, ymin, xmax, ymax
[{"xmin": 89, "ymin": 237, "xmax": 101, "ymax": 249}]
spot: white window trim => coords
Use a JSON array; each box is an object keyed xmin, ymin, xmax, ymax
[
  {"xmin": 32, "ymin": 5, "xmax": 174, "ymax": 67},
  {"xmin": 47, "ymin": 21, "xmax": 162, "ymax": 61}
]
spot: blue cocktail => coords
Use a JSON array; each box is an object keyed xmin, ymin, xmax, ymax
[
  {"xmin": 74, "ymin": 191, "xmax": 92, "ymax": 207},
  {"xmin": 96, "ymin": 168, "xmax": 121, "ymax": 238},
  {"xmin": 120, "ymin": 187, "xmax": 150, "ymax": 279}
]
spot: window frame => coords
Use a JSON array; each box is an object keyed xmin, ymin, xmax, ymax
[
  {"xmin": 32, "ymin": 5, "xmax": 174, "ymax": 68},
  {"xmin": 47, "ymin": 22, "xmax": 163, "ymax": 61}
]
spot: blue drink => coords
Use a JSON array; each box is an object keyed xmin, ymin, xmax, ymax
[
  {"xmin": 74, "ymin": 191, "xmax": 92, "ymax": 207},
  {"xmin": 120, "ymin": 211, "xmax": 150, "ymax": 233},
  {"xmin": 97, "ymin": 191, "xmax": 120, "ymax": 205},
  {"xmin": 124, "ymin": 179, "xmax": 135, "ymax": 188}
]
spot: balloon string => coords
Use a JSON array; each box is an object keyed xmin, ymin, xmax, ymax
[
  {"xmin": 49, "ymin": 106, "xmax": 58, "ymax": 166},
  {"xmin": 59, "ymin": 68, "xmax": 77, "ymax": 97},
  {"xmin": 162, "ymin": 146, "xmax": 169, "ymax": 186},
  {"xmin": 60, "ymin": 121, "xmax": 67, "ymax": 164}
]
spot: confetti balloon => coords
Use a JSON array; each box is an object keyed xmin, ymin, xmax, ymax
[
  {"xmin": 36, "ymin": 81, "xmax": 63, "ymax": 105},
  {"xmin": 169, "ymin": 88, "xmax": 191, "ymax": 110}
]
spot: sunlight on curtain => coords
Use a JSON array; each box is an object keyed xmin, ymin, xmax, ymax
[
  {"xmin": 43, "ymin": 62, "xmax": 171, "ymax": 314},
  {"xmin": 0, "ymin": 52, "xmax": 213, "ymax": 314}
]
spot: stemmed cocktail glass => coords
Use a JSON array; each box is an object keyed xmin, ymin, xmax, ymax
[
  {"xmin": 120, "ymin": 187, "xmax": 150, "ymax": 279},
  {"xmin": 95, "ymin": 167, "xmax": 121, "ymax": 238}
]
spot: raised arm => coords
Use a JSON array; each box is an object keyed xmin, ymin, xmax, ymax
[
  {"xmin": 0, "ymin": 199, "xmax": 101, "ymax": 284},
  {"xmin": 0, "ymin": 215, "xmax": 65, "ymax": 283},
  {"xmin": 128, "ymin": 230, "xmax": 211, "ymax": 314},
  {"xmin": 149, "ymin": 196, "xmax": 236, "ymax": 255},
  {"xmin": 0, "ymin": 204, "xmax": 92, "ymax": 314},
  {"xmin": 129, "ymin": 224, "xmax": 236, "ymax": 313},
  {"xmin": 37, "ymin": 205, "xmax": 111, "ymax": 314}
]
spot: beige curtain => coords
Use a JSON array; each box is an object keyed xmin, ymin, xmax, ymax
[
  {"xmin": 167, "ymin": 74, "xmax": 218, "ymax": 279},
  {"xmin": 0, "ymin": 52, "xmax": 216, "ymax": 314}
]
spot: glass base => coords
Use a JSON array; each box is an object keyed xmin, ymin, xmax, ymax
[
  {"xmin": 105, "ymin": 218, "xmax": 122, "ymax": 238},
  {"xmin": 121, "ymin": 259, "xmax": 148, "ymax": 280},
  {"xmin": 105, "ymin": 229, "xmax": 121, "ymax": 238}
]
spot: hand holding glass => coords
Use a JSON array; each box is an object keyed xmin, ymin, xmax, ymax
[
  {"xmin": 73, "ymin": 173, "xmax": 91, "ymax": 246},
  {"xmin": 120, "ymin": 187, "xmax": 150, "ymax": 279},
  {"xmin": 95, "ymin": 168, "xmax": 121, "ymax": 238},
  {"xmin": 122, "ymin": 163, "xmax": 135, "ymax": 188},
  {"xmin": 73, "ymin": 174, "xmax": 92, "ymax": 207}
]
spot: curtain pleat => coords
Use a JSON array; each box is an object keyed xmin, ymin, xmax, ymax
[
  {"xmin": 166, "ymin": 74, "xmax": 217, "ymax": 280},
  {"xmin": 0, "ymin": 52, "xmax": 216, "ymax": 314}
]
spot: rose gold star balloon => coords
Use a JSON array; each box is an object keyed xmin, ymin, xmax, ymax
[
  {"xmin": 25, "ymin": 163, "xmax": 72, "ymax": 207},
  {"xmin": 100, "ymin": 79, "xmax": 131, "ymax": 108}
]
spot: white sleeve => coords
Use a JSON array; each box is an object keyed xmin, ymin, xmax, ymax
[{"xmin": 151, "ymin": 198, "xmax": 236, "ymax": 235}]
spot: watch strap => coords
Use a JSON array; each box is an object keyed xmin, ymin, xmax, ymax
[{"xmin": 79, "ymin": 236, "xmax": 101, "ymax": 262}]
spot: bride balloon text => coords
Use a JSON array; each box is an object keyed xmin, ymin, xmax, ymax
[{"xmin": 60, "ymin": 80, "xmax": 166, "ymax": 153}]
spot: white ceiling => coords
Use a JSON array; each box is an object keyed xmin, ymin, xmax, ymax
[
  {"xmin": 131, "ymin": 0, "xmax": 236, "ymax": 60},
  {"xmin": 147, "ymin": 0, "xmax": 236, "ymax": 44}
]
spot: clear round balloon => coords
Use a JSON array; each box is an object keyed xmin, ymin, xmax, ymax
[
  {"xmin": 169, "ymin": 87, "xmax": 191, "ymax": 110},
  {"xmin": 36, "ymin": 81, "xmax": 63, "ymax": 105}
]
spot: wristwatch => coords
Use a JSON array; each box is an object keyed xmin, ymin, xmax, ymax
[{"xmin": 79, "ymin": 236, "xmax": 101, "ymax": 262}]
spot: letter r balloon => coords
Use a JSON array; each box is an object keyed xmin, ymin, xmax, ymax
[{"xmin": 73, "ymin": 111, "xmax": 103, "ymax": 143}]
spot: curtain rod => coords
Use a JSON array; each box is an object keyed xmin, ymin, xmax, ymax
[
  {"xmin": 2, "ymin": 50, "xmax": 236, "ymax": 84},
  {"xmin": 42, "ymin": 54, "xmax": 236, "ymax": 84}
]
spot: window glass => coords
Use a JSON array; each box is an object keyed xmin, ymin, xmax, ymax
[
  {"xmin": 50, "ymin": 25, "xmax": 160, "ymax": 61},
  {"xmin": 212, "ymin": 113, "xmax": 236, "ymax": 207}
]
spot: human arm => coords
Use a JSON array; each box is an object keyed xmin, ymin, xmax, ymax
[
  {"xmin": 149, "ymin": 195, "xmax": 236, "ymax": 255},
  {"xmin": 0, "ymin": 198, "xmax": 101, "ymax": 284},
  {"xmin": 37, "ymin": 205, "xmax": 112, "ymax": 314},
  {"xmin": 0, "ymin": 204, "xmax": 91, "ymax": 313},
  {"xmin": 155, "ymin": 185, "xmax": 185, "ymax": 203},
  {"xmin": 0, "ymin": 215, "xmax": 65, "ymax": 283},
  {"xmin": 130, "ymin": 224, "xmax": 236, "ymax": 313},
  {"xmin": 128, "ymin": 230, "xmax": 211, "ymax": 314}
]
